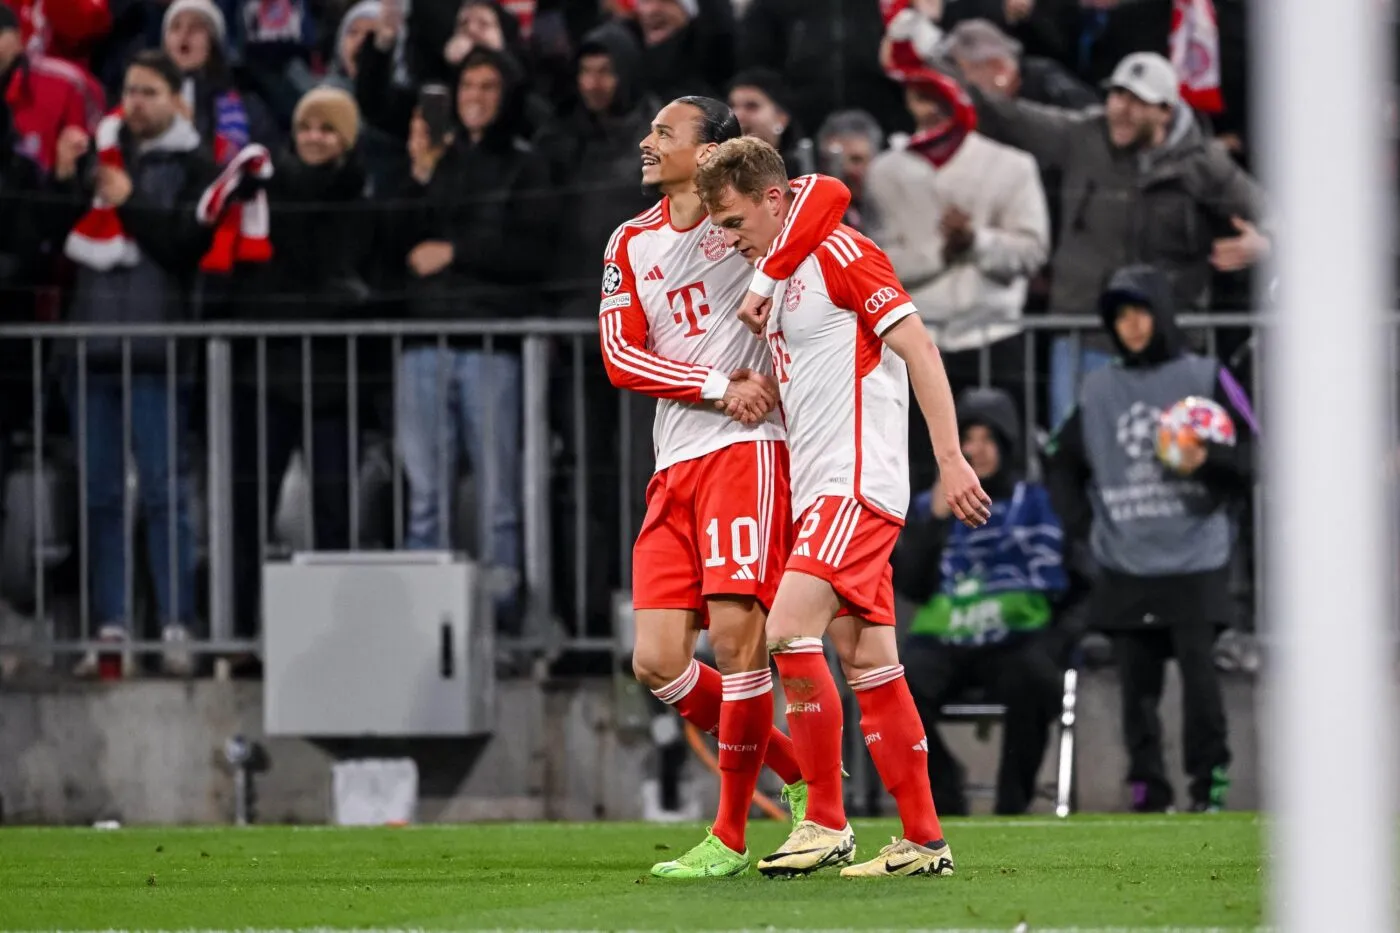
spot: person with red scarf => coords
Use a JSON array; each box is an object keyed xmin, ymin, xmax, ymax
[{"xmin": 865, "ymin": 64, "xmax": 1049, "ymax": 493}]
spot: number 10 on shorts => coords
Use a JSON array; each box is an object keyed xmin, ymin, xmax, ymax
[{"xmin": 705, "ymin": 516, "xmax": 760, "ymax": 568}]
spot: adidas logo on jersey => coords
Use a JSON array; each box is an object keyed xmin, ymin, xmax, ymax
[
  {"xmin": 643, "ymin": 265, "xmax": 665, "ymax": 282},
  {"xmin": 730, "ymin": 565, "xmax": 756, "ymax": 581},
  {"xmin": 913, "ymin": 736, "xmax": 929, "ymax": 752},
  {"xmin": 792, "ymin": 543, "xmax": 811, "ymax": 558}
]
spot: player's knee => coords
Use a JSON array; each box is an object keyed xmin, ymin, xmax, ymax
[
  {"xmin": 630, "ymin": 648, "xmax": 688, "ymax": 691},
  {"xmin": 707, "ymin": 604, "xmax": 766, "ymax": 673}
]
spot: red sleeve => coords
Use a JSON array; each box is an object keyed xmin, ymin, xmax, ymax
[
  {"xmin": 597, "ymin": 230, "xmax": 724, "ymax": 403},
  {"xmin": 750, "ymin": 174, "xmax": 852, "ymax": 294},
  {"xmin": 819, "ymin": 233, "xmax": 919, "ymax": 338}
]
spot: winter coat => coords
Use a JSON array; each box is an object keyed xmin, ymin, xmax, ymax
[
  {"xmin": 532, "ymin": 22, "xmax": 656, "ymax": 318},
  {"xmin": 867, "ymin": 132, "xmax": 1049, "ymax": 352},
  {"xmin": 57, "ymin": 116, "xmax": 217, "ymax": 367},
  {"xmin": 221, "ymin": 150, "xmax": 374, "ymax": 406}
]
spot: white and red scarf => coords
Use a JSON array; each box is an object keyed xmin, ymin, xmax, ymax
[
  {"xmin": 1170, "ymin": 0, "xmax": 1224, "ymax": 114},
  {"xmin": 196, "ymin": 143, "xmax": 274, "ymax": 273},
  {"xmin": 64, "ymin": 108, "xmax": 274, "ymax": 272}
]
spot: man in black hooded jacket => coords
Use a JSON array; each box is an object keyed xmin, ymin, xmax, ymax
[{"xmin": 1046, "ymin": 263, "xmax": 1256, "ymax": 812}]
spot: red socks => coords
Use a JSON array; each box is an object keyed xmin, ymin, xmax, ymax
[
  {"xmin": 651, "ymin": 660, "xmax": 803, "ymax": 786},
  {"xmin": 772, "ymin": 637, "xmax": 847, "ymax": 831},
  {"xmin": 708, "ymin": 670, "xmax": 775, "ymax": 852},
  {"xmin": 850, "ymin": 664, "xmax": 944, "ymax": 846}
]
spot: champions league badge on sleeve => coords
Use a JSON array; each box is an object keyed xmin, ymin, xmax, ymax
[{"xmin": 602, "ymin": 262, "xmax": 622, "ymax": 296}]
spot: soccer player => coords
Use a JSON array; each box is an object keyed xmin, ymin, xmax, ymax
[
  {"xmin": 694, "ymin": 136, "xmax": 993, "ymax": 878},
  {"xmin": 600, "ymin": 96, "xmax": 853, "ymax": 878}
]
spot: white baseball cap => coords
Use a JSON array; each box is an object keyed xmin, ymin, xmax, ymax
[{"xmin": 1104, "ymin": 52, "xmax": 1179, "ymax": 108}]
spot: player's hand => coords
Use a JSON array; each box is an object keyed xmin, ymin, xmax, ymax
[
  {"xmin": 1171, "ymin": 441, "xmax": 1208, "ymax": 475},
  {"xmin": 716, "ymin": 368, "xmax": 778, "ymax": 425},
  {"xmin": 408, "ymin": 240, "xmax": 454, "ymax": 277},
  {"xmin": 737, "ymin": 290, "xmax": 773, "ymax": 335},
  {"xmin": 929, "ymin": 477, "xmax": 951, "ymax": 519},
  {"xmin": 938, "ymin": 454, "xmax": 992, "ymax": 527}
]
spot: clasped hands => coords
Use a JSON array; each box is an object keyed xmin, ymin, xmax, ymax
[{"xmin": 713, "ymin": 369, "xmax": 779, "ymax": 426}]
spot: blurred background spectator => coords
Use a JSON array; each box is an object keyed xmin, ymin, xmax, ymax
[
  {"xmin": 814, "ymin": 108, "xmax": 883, "ymax": 234},
  {"xmin": 868, "ymin": 64, "xmax": 1048, "ymax": 490}
]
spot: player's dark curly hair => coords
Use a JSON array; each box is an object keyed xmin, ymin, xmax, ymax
[{"xmin": 672, "ymin": 95, "xmax": 742, "ymax": 145}]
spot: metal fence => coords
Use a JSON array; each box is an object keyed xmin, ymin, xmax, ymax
[{"xmin": 0, "ymin": 312, "xmax": 1390, "ymax": 670}]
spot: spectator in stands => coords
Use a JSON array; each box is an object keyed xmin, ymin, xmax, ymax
[
  {"xmin": 404, "ymin": 0, "xmax": 527, "ymax": 88},
  {"xmin": 814, "ymin": 109, "xmax": 884, "ymax": 235},
  {"xmin": 0, "ymin": 90, "xmax": 43, "ymax": 316},
  {"xmin": 52, "ymin": 50, "xmax": 215, "ymax": 676},
  {"xmin": 532, "ymin": 20, "xmax": 654, "ymax": 633},
  {"xmin": 620, "ymin": 0, "xmax": 733, "ymax": 102},
  {"xmin": 233, "ymin": 0, "xmax": 317, "ymax": 128},
  {"xmin": 0, "ymin": 2, "xmax": 102, "ymax": 171},
  {"xmin": 726, "ymin": 67, "xmax": 813, "ymax": 176},
  {"xmin": 161, "ymin": 0, "xmax": 261, "ymax": 163},
  {"xmin": 535, "ymin": 21, "xmax": 653, "ymax": 318},
  {"xmin": 740, "ymin": 0, "xmax": 906, "ymax": 135},
  {"xmin": 1046, "ymin": 263, "xmax": 1256, "ymax": 812},
  {"xmin": 937, "ymin": 18, "xmax": 1098, "ymax": 311},
  {"xmin": 939, "ymin": 18, "xmax": 1098, "ymax": 112},
  {"xmin": 221, "ymin": 85, "xmax": 372, "ymax": 642},
  {"xmin": 4, "ymin": 0, "xmax": 112, "ymax": 72},
  {"xmin": 867, "ymin": 65, "xmax": 1048, "ymax": 491},
  {"xmin": 953, "ymin": 51, "xmax": 1270, "ymax": 426},
  {"xmin": 356, "ymin": 0, "xmax": 549, "ymax": 142},
  {"xmin": 394, "ymin": 46, "xmax": 550, "ymax": 630},
  {"xmin": 897, "ymin": 387, "xmax": 1067, "ymax": 815},
  {"xmin": 323, "ymin": 1, "xmax": 406, "ymax": 191},
  {"xmin": 931, "ymin": 0, "xmax": 1072, "ymax": 65}
]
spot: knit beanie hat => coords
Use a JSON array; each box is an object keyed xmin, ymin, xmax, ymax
[
  {"xmin": 163, "ymin": 0, "xmax": 228, "ymax": 46},
  {"xmin": 293, "ymin": 86, "xmax": 361, "ymax": 148}
]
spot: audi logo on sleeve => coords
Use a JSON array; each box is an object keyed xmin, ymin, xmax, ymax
[{"xmin": 864, "ymin": 287, "xmax": 899, "ymax": 314}]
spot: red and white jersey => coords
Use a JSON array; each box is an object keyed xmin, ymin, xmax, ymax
[
  {"xmin": 599, "ymin": 175, "xmax": 851, "ymax": 471},
  {"xmin": 767, "ymin": 225, "xmax": 920, "ymax": 521}
]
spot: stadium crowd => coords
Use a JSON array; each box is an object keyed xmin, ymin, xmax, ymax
[{"xmin": 0, "ymin": 0, "xmax": 1274, "ymax": 812}]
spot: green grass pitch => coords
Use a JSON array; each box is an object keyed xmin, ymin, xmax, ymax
[{"xmin": 0, "ymin": 815, "xmax": 1264, "ymax": 931}]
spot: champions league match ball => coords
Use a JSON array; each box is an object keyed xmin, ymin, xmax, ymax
[{"xmin": 1155, "ymin": 396, "xmax": 1237, "ymax": 470}]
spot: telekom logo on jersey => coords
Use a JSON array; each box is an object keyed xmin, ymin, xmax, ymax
[{"xmin": 667, "ymin": 281, "xmax": 711, "ymax": 337}]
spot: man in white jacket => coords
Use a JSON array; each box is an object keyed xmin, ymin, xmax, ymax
[{"xmin": 866, "ymin": 64, "xmax": 1048, "ymax": 489}]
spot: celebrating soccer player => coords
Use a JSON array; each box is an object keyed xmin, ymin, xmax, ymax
[
  {"xmin": 695, "ymin": 136, "xmax": 992, "ymax": 878},
  {"xmin": 599, "ymin": 96, "xmax": 852, "ymax": 878}
]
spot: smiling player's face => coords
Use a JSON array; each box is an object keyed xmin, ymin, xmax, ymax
[{"xmin": 639, "ymin": 101, "xmax": 709, "ymax": 191}]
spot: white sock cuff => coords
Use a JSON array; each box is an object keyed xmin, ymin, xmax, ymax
[
  {"xmin": 849, "ymin": 664, "xmax": 904, "ymax": 692},
  {"xmin": 771, "ymin": 636, "xmax": 824, "ymax": 655},
  {"xmin": 722, "ymin": 668, "xmax": 773, "ymax": 702},
  {"xmin": 653, "ymin": 659, "xmax": 701, "ymax": 705}
]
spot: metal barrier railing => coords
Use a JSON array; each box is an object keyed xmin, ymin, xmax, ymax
[{"xmin": 0, "ymin": 312, "xmax": 1388, "ymax": 668}]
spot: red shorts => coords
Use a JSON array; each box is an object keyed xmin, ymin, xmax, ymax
[
  {"xmin": 785, "ymin": 496, "xmax": 902, "ymax": 625},
  {"xmin": 632, "ymin": 440, "xmax": 792, "ymax": 616}
]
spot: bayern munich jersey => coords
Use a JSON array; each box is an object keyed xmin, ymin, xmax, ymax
[
  {"xmin": 599, "ymin": 175, "xmax": 850, "ymax": 471},
  {"xmin": 768, "ymin": 225, "xmax": 919, "ymax": 521}
]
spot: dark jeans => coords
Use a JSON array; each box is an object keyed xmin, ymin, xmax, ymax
[
  {"xmin": 1113, "ymin": 625, "xmax": 1231, "ymax": 807},
  {"xmin": 231, "ymin": 387, "xmax": 350, "ymax": 637},
  {"xmin": 903, "ymin": 631, "xmax": 1062, "ymax": 815},
  {"xmin": 64, "ymin": 371, "xmax": 196, "ymax": 630}
]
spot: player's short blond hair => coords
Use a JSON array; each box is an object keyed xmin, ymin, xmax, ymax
[{"xmin": 695, "ymin": 136, "xmax": 788, "ymax": 214}]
